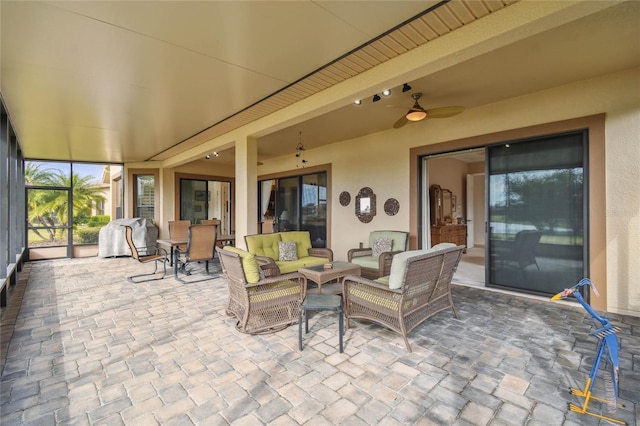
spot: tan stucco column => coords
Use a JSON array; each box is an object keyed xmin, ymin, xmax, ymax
[{"xmin": 235, "ymin": 136, "xmax": 258, "ymax": 248}]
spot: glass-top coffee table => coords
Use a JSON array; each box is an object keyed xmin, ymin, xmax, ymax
[{"xmin": 298, "ymin": 261, "xmax": 361, "ymax": 294}]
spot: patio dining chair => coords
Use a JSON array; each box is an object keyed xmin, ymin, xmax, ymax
[
  {"xmin": 123, "ymin": 225, "xmax": 169, "ymax": 283},
  {"xmin": 199, "ymin": 219, "xmax": 223, "ymax": 247},
  {"xmin": 168, "ymin": 219, "xmax": 191, "ymax": 251},
  {"xmin": 174, "ymin": 223, "xmax": 218, "ymax": 283}
]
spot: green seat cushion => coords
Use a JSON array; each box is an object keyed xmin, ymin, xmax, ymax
[
  {"xmin": 350, "ymin": 256, "xmax": 380, "ymax": 270},
  {"xmin": 375, "ymin": 276, "xmax": 390, "ymax": 286},
  {"xmin": 280, "ymin": 231, "xmax": 312, "ymax": 260},
  {"xmin": 350, "ymin": 285, "xmax": 398, "ymax": 311},
  {"xmin": 276, "ymin": 256, "xmax": 330, "ymax": 274},
  {"xmin": 245, "ymin": 233, "xmax": 281, "ymax": 260},
  {"xmin": 223, "ymin": 246, "xmax": 261, "ymax": 283},
  {"xmin": 387, "ymin": 243, "xmax": 456, "ymax": 290},
  {"xmin": 248, "ymin": 280, "xmax": 302, "ymax": 302}
]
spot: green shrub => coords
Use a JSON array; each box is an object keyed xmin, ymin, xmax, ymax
[
  {"xmin": 76, "ymin": 227, "xmax": 102, "ymax": 244},
  {"xmin": 87, "ymin": 215, "xmax": 111, "ymax": 227}
]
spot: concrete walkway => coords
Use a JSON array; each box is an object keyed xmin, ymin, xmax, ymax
[{"xmin": 1, "ymin": 257, "xmax": 638, "ymax": 425}]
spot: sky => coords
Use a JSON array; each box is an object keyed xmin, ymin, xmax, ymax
[{"xmin": 28, "ymin": 161, "xmax": 109, "ymax": 184}]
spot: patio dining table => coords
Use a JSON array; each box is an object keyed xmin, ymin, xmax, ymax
[{"xmin": 157, "ymin": 234, "xmax": 235, "ymax": 266}]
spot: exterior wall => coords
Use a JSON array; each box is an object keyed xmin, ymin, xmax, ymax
[
  {"xmin": 605, "ymin": 92, "xmax": 640, "ymax": 316},
  {"xmin": 259, "ymin": 67, "xmax": 640, "ymax": 316}
]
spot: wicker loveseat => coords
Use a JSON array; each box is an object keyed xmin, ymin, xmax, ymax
[
  {"xmin": 343, "ymin": 243, "xmax": 465, "ymax": 352},
  {"xmin": 347, "ymin": 230, "xmax": 409, "ymax": 279},
  {"xmin": 244, "ymin": 231, "xmax": 333, "ymax": 274},
  {"xmin": 216, "ymin": 246, "xmax": 306, "ymax": 334}
]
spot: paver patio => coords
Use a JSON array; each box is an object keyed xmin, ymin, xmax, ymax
[{"xmin": 1, "ymin": 257, "xmax": 638, "ymax": 425}]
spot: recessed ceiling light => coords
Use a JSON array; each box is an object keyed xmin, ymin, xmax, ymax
[
  {"xmin": 354, "ymin": 99, "xmax": 362, "ymax": 105},
  {"xmin": 382, "ymin": 89, "xmax": 391, "ymax": 96}
]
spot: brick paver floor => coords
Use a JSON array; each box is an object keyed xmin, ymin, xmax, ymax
[{"xmin": 1, "ymin": 257, "xmax": 638, "ymax": 425}]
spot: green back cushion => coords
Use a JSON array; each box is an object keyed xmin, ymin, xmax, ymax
[
  {"xmin": 223, "ymin": 246, "xmax": 261, "ymax": 283},
  {"xmin": 368, "ymin": 231, "xmax": 408, "ymax": 251},
  {"xmin": 245, "ymin": 233, "xmax": 281, "ymax": 260},
  {"xmin": 280, "ymin": 231, "xmax": 312, "ymax": 260},
  {"xmin": 387, "ymin": 243, "xmax": 455, "ymax": 289}
]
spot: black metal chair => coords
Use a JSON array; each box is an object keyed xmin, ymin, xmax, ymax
[
  {"xmin": 495, "ymin": 230, "xmax": 542, "ymax": 270},
  {"xmin": 123, "ymin": 225, "xmax": 169, "ymax": 283}
]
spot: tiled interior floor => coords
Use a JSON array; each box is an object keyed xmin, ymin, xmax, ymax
[
  {"xmin": 454, "ymin": 247, "xmax": 486, "ymax": 286},
  {"xmin": 1, "ymin": 257, "xmax": 638, "ymax": 425}
]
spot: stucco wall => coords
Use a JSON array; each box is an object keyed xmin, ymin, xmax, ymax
[{"xmin": 259, "ymin": 67, "xmax": 640, "ymax": 316}]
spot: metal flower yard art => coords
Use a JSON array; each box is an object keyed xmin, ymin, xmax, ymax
[{"xmin": 551, "ymin": 278, "xmax": 626, "ymax": 425}]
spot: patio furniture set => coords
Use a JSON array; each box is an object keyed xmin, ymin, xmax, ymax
[
  {"xmin": 122, "ymin": 224, "xmax": 465, "ymax": 351},
  {"xmin": 217, "ymin": 230, "xmax": 465, "ymax": 352}
]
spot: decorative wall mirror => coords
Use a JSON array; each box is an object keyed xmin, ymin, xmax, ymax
[
  {"xmin": 429, "ymin": 184, "xmax": 454, "ymax": 226},
  {"xmin": 355, "ymin": 187, "xmax": 376, "ymax": 223},
  {"xmin": 442, "ymin": 188, "xmax": 453, "ymax": 223}
]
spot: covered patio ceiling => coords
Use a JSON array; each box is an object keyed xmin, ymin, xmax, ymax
[{"xmin": 1, "ymin": 1, "xmax": 639, "ymax": 166}]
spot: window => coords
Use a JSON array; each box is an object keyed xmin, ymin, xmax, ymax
[
  {"xmin": 25, "ymin": 161, "xmax": 119, "ymax": 255},
  {"xmin": 259, "ymin": 171, "xmax": 328, "ymax": 247},
  {"xmin": 135, "ymin": 175, "xmax": 155, "ymax": 221}
]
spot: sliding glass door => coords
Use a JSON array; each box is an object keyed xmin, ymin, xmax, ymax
[
  {"xmin": 180, "ymin": 178, "xmax": 232, "ymax": 234},
  {"xmin": 487, "ymin": 132, "xmax": 587, "ymax": 296},
  {"xmin": 259, "ymin": 171, "xmax": 327, "ymax": 247}
]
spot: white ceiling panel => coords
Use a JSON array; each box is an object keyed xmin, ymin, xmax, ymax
[{"xmin": 2, "ymin": 0, "xmax": 638, "ymax": 166}]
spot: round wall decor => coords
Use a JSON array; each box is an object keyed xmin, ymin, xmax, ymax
[
  {"xmin": 384, "ymin": 198, "xmax": 400, "ymax": 216},
  {"xmin": 339, "ymin": 191, "xmax": 351, "ymax": 206}
]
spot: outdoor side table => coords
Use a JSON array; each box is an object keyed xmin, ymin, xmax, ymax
[
  {"xmin": 298, "ymin": 294, "xmax": 344, "ymax": 353},
  {"xmin": 298, "ymin": 261, "xmax": 361, "ymax": 295}
]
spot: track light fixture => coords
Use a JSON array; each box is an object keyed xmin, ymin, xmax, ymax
[
  {"xmin": 402, "ymin": 83, "xmax": 412, "ymax": 92},
  {"xmin": 205, "ymin": 154, "xmax": 211, "ymax": 160},
  {"xmin": 372, "ymin": 94, "xmax": 381, "ymax": 102}
]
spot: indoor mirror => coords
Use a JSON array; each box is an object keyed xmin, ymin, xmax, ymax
[{"xmin": 429, "ymin": 184, "xmax": 454, "ymax": 226}]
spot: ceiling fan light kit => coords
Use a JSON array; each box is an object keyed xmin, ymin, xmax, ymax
[
  {"xmin": 392, "ymin": 92, "xmax": 465, "ymax": 129},
  {"xmin": 406, "ymin": 110, "xmax": 427, "ymax": 121}
]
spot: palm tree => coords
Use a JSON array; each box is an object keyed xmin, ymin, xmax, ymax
[{"xmin": 26, "ymin": 163, "xmax": 106, "ymax": 243}]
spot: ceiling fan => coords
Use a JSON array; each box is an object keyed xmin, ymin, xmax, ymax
[{"xmin": 392, "ymin": 93, "xmax": 465, "ymax": 129}]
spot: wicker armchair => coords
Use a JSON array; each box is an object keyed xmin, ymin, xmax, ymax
[
  {"xmin": 216, "ymin": 246, "xmax": 307, "ymax": 334},
  {"xmin": 343, "ymin": 244, "xmax": 464, "ymax": 352},
  {"xmin": 347, "ymin": 230, "xmax": 409, "ymax": 279}
]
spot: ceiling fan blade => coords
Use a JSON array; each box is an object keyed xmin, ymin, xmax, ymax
[
  {"xmin": 393, "ymin": 114, "xmax": 408, "ymax": 129},
  {"xmin": 425, "ymin": 106, "xmax": 465, "ymax": 118}
]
